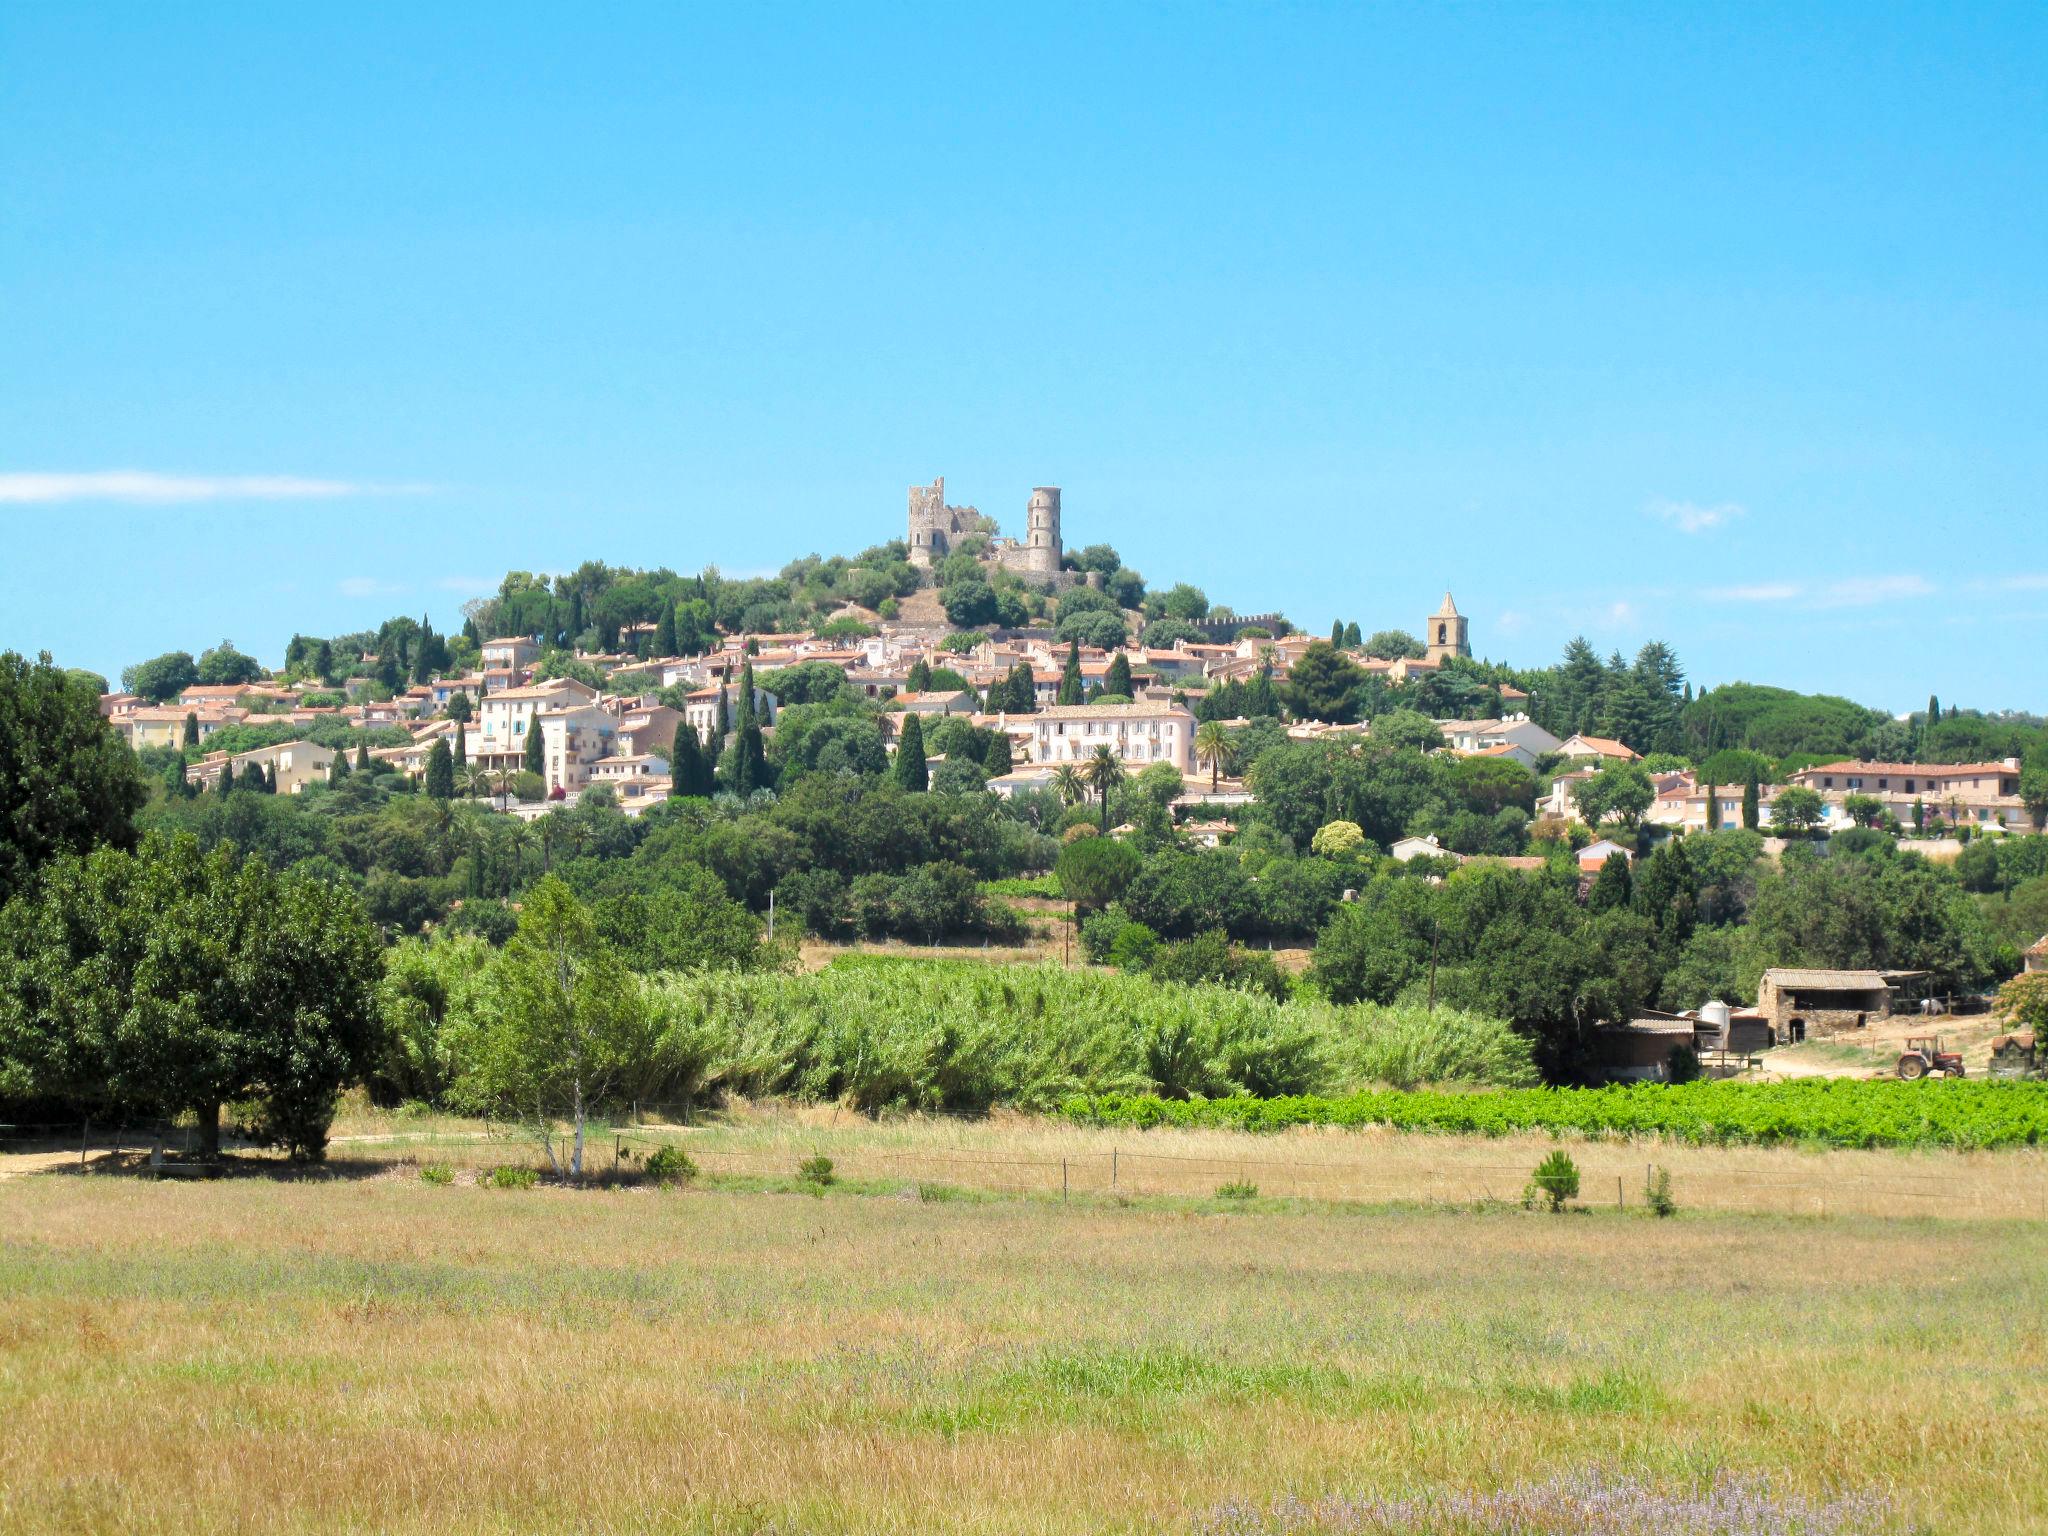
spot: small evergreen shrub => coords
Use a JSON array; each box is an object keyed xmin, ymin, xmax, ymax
[
  {"xmin": 418, "ymin": 1162, "xmax": 454, "ymax": 1186},
  {"xmin": 1525, "ymin": 1150, "xmax": 1580, "ymax": 1212},
  {"xmin": 796, "ymin": 1154, "xmax": 836, "ymax": 1188},
  {"xmin": 1645, "ymin": 1165, "xmax": 1677, "ymax": 1218},
  {"xmin": 487, "ymin": 1164, "xmax": 539, "ymax": 1190},
  {"xmin": 1215, "ymin": 1181, "xmax": 1259, "ymax": 1201},
  {"xmin": 644, "ymin": 1145, "xmax": 697, "ymax": 1186}
]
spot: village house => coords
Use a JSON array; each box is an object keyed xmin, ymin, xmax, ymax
[
  {"xmin": 114, "ymin": 706, "xmax": 248, "ymax": 750},
  {"xmin": 476, "ymin": 677, "xmax": 598, "ymax": 766},
  {"xmin": 679, "ymin": 681, "xmax": 778, "ymax": 742},
  {"xmin": 1786, "ymin": 758, "xmax": 2028, "ymax": 829},
  {"xmin": 1437, "ymin": 714, "xmax": 1562, "ymax": 759},
  {"xmin": 1576, "ymin": 837, "xmax": 1632, "ymax": 873},
  {"xmin": 1558, "ymin": 734, "xmax": 1641, "ymax": 764},
  {"xmin": 184, "ymin": 739, "xmax": 337, "ymax": 795},
  {"xmin": 480, "ymin": 637, "xmax": 541, "ymax": 672},
  {"xmin": 1026, "ymin": 701, "xmax": 1196, "ymax": 773}
]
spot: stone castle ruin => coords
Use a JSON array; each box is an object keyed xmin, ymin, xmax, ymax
[{"xmin": 907, "ymin": 477, "xmax": 1064, "ymax": 582}]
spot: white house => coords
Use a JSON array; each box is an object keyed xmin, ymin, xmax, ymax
[{"xmin": 1027, "ymin": 702, "xmax": 1196, "ymax": 773}]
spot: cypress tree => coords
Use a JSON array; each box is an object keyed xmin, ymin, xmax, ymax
[
  {"xmin": 655, "ymin": 599, "xmax": 678, "ymax": 658},
  {"xmin": 182, "ymin": 712, "xmax": 199, "ymax": 747},
  {"xmin": 523, "ymin": 717, "xmax": 546, "ymax": 778},
  {"xmin": 1103, "ymin": 652, "xmax": 1132, "ymax": 698},
  {"xmin": 453, "ymin": 722, "xmax": 466, "ymax": 767},
  {"xmin": 736, "ymin": 660, "xmax": 758, "ymax": 735},
  {"xmin": 731, "ymin": 722, "xmax": 767, "ymax": 796},
  {"xmin": 671, "ymin": 721, "xmax": 706, "ymax": 798},
  {"xmin": 907, "ymin": 657, "xmax": 932, "ymax": 693},
  {"xmin": 1330, "ymin": 620, "xmax": 1344, "ymax": 647},
  {"xmin": 1057, "ymin": 641, "xmax": 1084, "ymax": 706},
  {"xmin": 1928, "ymin": 694, "xmax": 1940, "ymax": 725},
  {"xmin": 462, "ymin": 616, "xmax": 480, "ymax": 646},
  {"xmin": 1741, "ymin": 775, "xmax": 1760, "ymax": 831},
  {"xmin": 893, "ymin": 712, "xmax": 928, "ymax": 791},
  {"xmin": 1010, "ymin": 662, "xmax": 1037, "ymax": 714},
  {"xmin": 425, "ymin": 739, "xmax": 455, "ymax": 800},
  {"xmin": 413, "ymin": 621, "xmax": 436, "ymax": 685},
  {"xmin": 1343, "ymin": 621, "xmax": 1362, "ymax": 649},
  {"xmin": 355, "ymin": 742, "xmax": 372, "ymax": 772},
  {"xmin": 714, "ymin": 685, "xmax": 729, "ymax": 743},
  {"xmin": 567, "ymin": 590, "xmax": 585, "ymax": 648},
  {"xmin": 219, "ymin": 760, "xmax": 235, "ymax": 793},
  {"xmin": 332, "ymin": 749, "xmax": 350, "ymax": 783},
  {"xmin": 983, "ymin": 732, "xmax": 1013, "ymax": 776}
]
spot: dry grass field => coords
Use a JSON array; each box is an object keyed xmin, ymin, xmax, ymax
[{"xmin": 2, "ymin": 1113, "xmax": 2046, "ymax": 1534}]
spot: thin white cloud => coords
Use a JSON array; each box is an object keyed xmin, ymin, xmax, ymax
[
  {"xmin": 1813, "ymin": 574, "xmax": 1934, "ymax": 608},
  {"xmin": 1605, "ymin": 600, "xmax": 1636, "ymax": 626},
  {"xmin": 338, "ymin": 576, "xmax": 404, "ymax": 598},
  {"xmin": 1707, "ymin": 583, "xmax": 1802, "ymax": 602},
  {"xmin": 1647, "ymin": 498, "xmax": 1745, "ymax": 535},
  {"xmin": 0, "ymin": 470, "xmax": 428, "ymax": 504},
  {"xmin": 1998, "ymin": 573, "xmax": 2048, "ymax": 591}
]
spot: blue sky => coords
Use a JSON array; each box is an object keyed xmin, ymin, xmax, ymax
[{"xmin": 3, "ymin": 3, "xmax": 2043, "ymax": 711}]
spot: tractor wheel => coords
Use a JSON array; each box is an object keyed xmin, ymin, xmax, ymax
[{"xmin": 1898, "ymin": 1055, "xmax": 1928, "ymax": 1081}]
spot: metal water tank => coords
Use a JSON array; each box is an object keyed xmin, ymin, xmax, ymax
[{"xmin": 1699, "ymin": 999, "xmax": 1732, "ymax": 1048}]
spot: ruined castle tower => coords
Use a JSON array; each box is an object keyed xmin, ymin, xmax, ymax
[{"xmin": 1019, "ymin": 487, "xmax": 1062, "ymax": 576}]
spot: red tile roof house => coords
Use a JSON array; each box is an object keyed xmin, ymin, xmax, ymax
[{"xmin": 1786, "ymin": 759, "xmax": 2027, "ymax": 830}]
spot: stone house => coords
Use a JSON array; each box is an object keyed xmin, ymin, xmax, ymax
[{"xmin": 1754, "ymin": 968, "xmax": 1918, "ymax": 1043}]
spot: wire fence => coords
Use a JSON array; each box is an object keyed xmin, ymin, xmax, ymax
[{"xmin": 8, "ymin": 1119, "xmax": 2045, "ymax": 1220}]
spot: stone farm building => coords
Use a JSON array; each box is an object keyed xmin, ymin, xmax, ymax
[{"xmin": 1754, "ymin": 967, "xmax": 1925, "ymax": 1043}]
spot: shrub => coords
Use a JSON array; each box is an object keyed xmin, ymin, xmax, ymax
[
  {"xmin": 1645, "ymin": 1165, "xmax": 1677, "ymax": 1217},
  {"xmin": 796, "ymin": 1154, "xmax": 836, "ymax": 1188},
  {"xmin": 644, "ymin": 1144, "xmax": 697, "ymax": 1186},
  {"xmin": 418, "ymin": 1162, "xmax": 454, "ymax": 1186},
  {"xmin": 1215, "ymin": 1181, "xmax": 1259, "ymax": 1200},
  {"xmin": 487, "ymin": 1164, "xmax": 539, "ymax": 1190},
  {"xmin": 1526, "ymin": 1150, "xmax": 1580, "ymax": 1212}
]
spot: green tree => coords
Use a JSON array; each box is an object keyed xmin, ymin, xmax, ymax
[
  {"xmin": 1194, "ymin": 720, "xmax": 1234, "ymax": 791},
  {"xmin": 197, "ymin": 640, "xmax": 263, "ymax": 687},
  {"xmin": 1843, "ymin": 793, "xmax": 1885, "ymax": 829},
  {"xmin": 1742, "ymin": 774, "xmax": 1761, "ymax": 831},
  {"xmin": 460, "ymin": 877, "xmax": 635, "ymax": 1179},
  {"xmin": 446, "ymin": 691, "xmax": 474, "ymax": 724},
  {"xmin": 181, "ymin": 711, "xmax": 200, "ymax": 747},
  {"xmin": 2020, "ymin": 764, "xmax": 2048, "ymax": 833},
  {"xmin": 1085, "ymin": 745, "xmax": 1126, "ymax": 832},
  {"xmin": 1343, "ymin": 621, "xmax": 1363, "ymax": 649},
  {"xmin": 982, "ymin": 732, "xmax": 1013, "ymax": 776},
  {"xmin": 1101, "ymin": 651, "xmax": 1133, "ymax": 700},
  {"xmin": 522, "ymin": 717, "xmax": 546, "ymax": 778},
  {"xmin": 940, "ymin": 580, "xmax": 998, "ymax": 629},
  {"xmin": 1162, "ymin": 583, "xmax": 1208, "ymax": 621},
  {"xmin": 1771, "ymin": 785, "xmax": 1826, "ymax": 834},
  {"xmin": 670, "ymin": 721, "xmax": 709, "ymax": 798},
  {"xmin": 892, "ymin": 712, "xmax": 929, "ymax": 792},
  {"xmin": 0, "ymin": 652, "xmax": 147, "ymax": 904},
  {"xmin": 654, "ymin": 599, "xmax": 678, "ymax": 658},
  {"xmin": 1587, "ymin": 850, "xmax": 1633, "ymax": 912},
  {"xmin": 424, "ymin": 739, "xmax": 455, "ymax": 800},
  {"xmin": 120, "ymin": 650, "xmax": 199, "ymax": 703},
  {"xmin": 1362, "ymin": 630, "xmax": 1423, "ymax": 661},
  {"xmin": 0, "ymin": 834, "xmax": 381, "ymax": 1159},
  {"xmin": 1284, "ymin": 641, "xmax": 1366, "ymax": 723},
  {"xmin": 1058, "ymin": 640, "xmax": 1085, "ymax": 706},
  {"xmin": 1572, "ymin": 762, "xmax": 1655, "ymax": 829},
  {"xmin": 1055, "ymin": 833, "xmax": 1141, "ymax": 910}
]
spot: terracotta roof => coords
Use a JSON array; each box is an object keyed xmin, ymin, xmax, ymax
[
  {"xmin": 1564, "ymin": 735, "xmax": 1637, "ymax": 758},
  {"xmin": 1795, "ymin": 760, "xmax": 2015, "ymax": 778},
  {"xmin": 1030, "ymin": 702, "xmax": 1192, "ymax": 721}
]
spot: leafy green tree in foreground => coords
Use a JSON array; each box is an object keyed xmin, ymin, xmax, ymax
[
  {"xmin": 458, "ymin": 876, "xmax": 635, "ymax": 1180},
  {"xmin": 0, "ymin": 833, "xmax": 382, "ymax": 1159},
  {"xmin": 0, "ymin": 651, "xmax": 147, "ymax": 905}
]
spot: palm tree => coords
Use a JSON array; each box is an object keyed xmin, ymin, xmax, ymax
[
  {"xmin": 1052, "ymin": 762, "xmax": 1086, "ymax": 807},
  {"xmin": 1194, "ymin": 721, "xmax": 1234, "ymax": 792},
  {"xmin": 459, "ymin": 764, "xmax": 494, "ymax": 805},
  {"xmin": 1084, "ymin": 745, "xmax": 1126, "ymax": 834}
]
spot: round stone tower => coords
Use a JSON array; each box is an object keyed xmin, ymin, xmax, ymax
[{"xmin": 1024, "ymin": 487, "xmax": 1062, "ymax": 575}]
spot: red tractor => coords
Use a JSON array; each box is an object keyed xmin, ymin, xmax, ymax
[{"xmin": 1896, "ymin": 1037, "xmax": 1964, "ymax": 1080}]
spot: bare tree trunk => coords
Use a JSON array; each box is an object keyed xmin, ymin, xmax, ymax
[
  {"xmin": 196, "ymin": 1102, "xmax": 221, "ymax": 1161},
  {"xmin": 571, "ymin": 1078, "xmax": 585, "ymax": 1182}
]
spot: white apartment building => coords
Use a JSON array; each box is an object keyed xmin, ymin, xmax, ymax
[{"xmin": 1027, "ymin": 702, "xmax": 1196, "ymax": 773}]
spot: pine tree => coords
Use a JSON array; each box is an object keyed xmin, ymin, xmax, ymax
[
  {"xmin": 1742, "ymin": 775, "xmax": 1760, "ymax": 831},
  {"xmin": 424, "ymin": 739, "xmax": 455, "ymax": 800},
  {"xmin": 1103, "ymin": 652, "xmax": 1132, "ymax": 698},
  {"xmin": 523, "ymin": 718, "xmax": 545, "ymax": 778},
  {"xmin": 1057, "ymin": 641, "xmax": 1084, "ymax": 706},
  {"xmin": 893, "ymin": 712, "xmax": 928, "ymax": 791},
  {"xmin": 655, "ymin": 599, "xmax": 678, "ymax": 658}
]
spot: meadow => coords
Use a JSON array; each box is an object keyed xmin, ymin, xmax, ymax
[{"xmin": 3, "ymin": 1119, "xmax": 2047, "ymax": 1534}]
